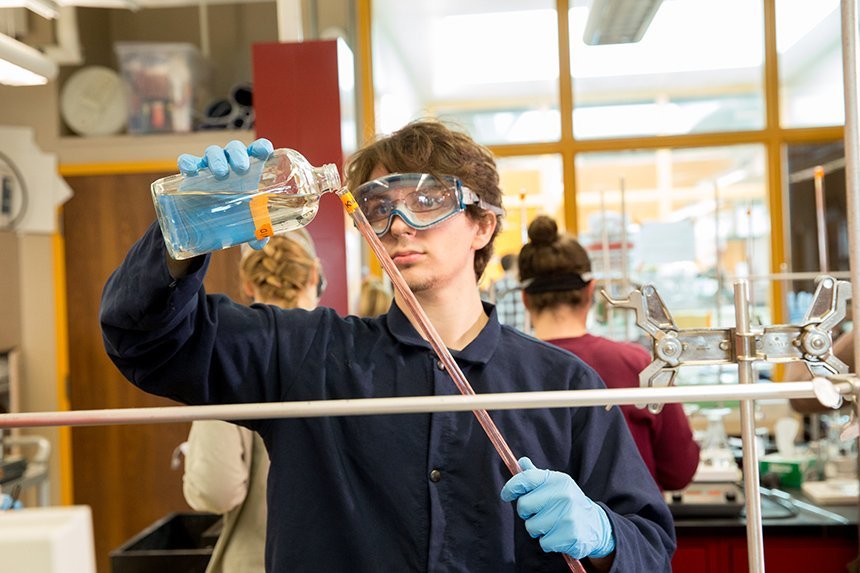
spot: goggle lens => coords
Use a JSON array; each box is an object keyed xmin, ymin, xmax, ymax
[{"xmin": 355, "ymin": 175, "xmax": 463, "ymax": 235}]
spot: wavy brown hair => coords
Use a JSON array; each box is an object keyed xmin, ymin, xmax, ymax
[
  {"xmin": 344, "ymin": 120, "xmax": 504, "ymax": 280},
  {"xmin": 518, "ymin": 215, "xmax": 592, "ymax": 313}
]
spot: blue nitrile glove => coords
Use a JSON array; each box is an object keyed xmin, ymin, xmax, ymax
[
  {"xmin": 178, "ymin": 138, "xmax": 274, "ymax": 178},
  {"xmin": 0, "ymin": 493, "xmax": 22, "ymax": 510},
  {"xmin": 165, "ymin": 139, "xmax": 275, "ymax": 254},
  {"xmin": 500, "ymin": 457, "xmax": 616, "ymax": 560}
]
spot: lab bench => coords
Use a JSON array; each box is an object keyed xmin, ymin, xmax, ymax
[{"xmin": 671, "ymin": 488, "xmax": 858, "ymax": 572}]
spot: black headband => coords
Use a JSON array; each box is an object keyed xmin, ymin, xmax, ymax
[{"xmin": 522, "ymin": 272, "xmax": 592, "ymax": 294}]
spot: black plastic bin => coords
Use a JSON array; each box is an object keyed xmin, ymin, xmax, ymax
[{"xmin": 110, "ymin": 512, "xmax": 221, "ymax": 573}]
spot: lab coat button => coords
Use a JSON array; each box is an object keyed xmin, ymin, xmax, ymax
[{"xmin": 429, "ymin": 469, "xmax": 442, "ymax": 483}]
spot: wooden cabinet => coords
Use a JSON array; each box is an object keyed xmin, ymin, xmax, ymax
[{"xmin": 62, "ymin": 171, "xmax": 241, "ymax": 573}]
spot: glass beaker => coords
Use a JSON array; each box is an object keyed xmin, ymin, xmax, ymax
[
  {"xmin": 699, "ymin": 406, "xmax": 737, "ymax": 472},
  {"xmin": 151, "ymin": 148, "xmax": 341, "ymax": 260}
]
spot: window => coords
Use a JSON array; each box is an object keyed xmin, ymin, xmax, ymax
[
  {"xmin": 570, "ymin": 0, "xmax": 765, "ymax": 139},
  {"xmin": 784, "ymin": 141, "xmax": 847, "ymax": 320},
  {"xmin": 777, "ymin": 0, "xmax": 844, "ymax": 128},
  {"xmin": 575, "ymin": 144, "xmax": 770, "ymax": 338},
  {"xmin": 362, "ymin": 0, "xmax": 848, "ymax": 350},
  {"xmin": 372, "ymin": 1, "xmax": 561, "ymax": 145},
  {"xmin": 484, "ymin": 154, "xmax": 564, "ymax": 284}
]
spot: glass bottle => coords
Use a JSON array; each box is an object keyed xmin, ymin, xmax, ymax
[{"xmin": 151, "ymin": 148, "xmax": 341, "ymax": 260}]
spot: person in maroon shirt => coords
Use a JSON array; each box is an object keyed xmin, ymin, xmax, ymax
[{"xmin": 518, "ymin": 215, "xmax": 700, "ymax": 492}]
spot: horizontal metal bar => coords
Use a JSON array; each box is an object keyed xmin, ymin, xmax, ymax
[
  {"xmin": 726, "ymin": 271, "xmax": 852, "ymax": 282},
  {"xmin": 0, "ymin": 381, "xmax": 853, "ymax": 429},
  {"xmin": 592, "ymin": 271, "xmax": 849, "ymax": 286}
]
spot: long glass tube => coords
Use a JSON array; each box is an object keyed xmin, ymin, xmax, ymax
[{"xmin": 338, "ymin": 190, "xmax": 586, "ymax": 573}]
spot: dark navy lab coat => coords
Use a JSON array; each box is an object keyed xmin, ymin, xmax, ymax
[{"xmin": 100, "ymin": 223, "xmax": 675, "ymax": 572}]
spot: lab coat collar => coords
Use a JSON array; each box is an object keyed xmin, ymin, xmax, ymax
[{"xmin": 384, "ymin": 300, "xmax": 500, "ymax": 365}]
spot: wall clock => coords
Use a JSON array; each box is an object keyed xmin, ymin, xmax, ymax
[{"xmin": 60, "ymin": 66, "xmax": 127, "ymax": 137}]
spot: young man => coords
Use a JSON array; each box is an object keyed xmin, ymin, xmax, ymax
[{"xmin": 100, "ymin": 121, "xmax": 674, "ymax": 572}]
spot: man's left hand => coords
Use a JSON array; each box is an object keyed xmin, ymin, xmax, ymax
[{"xmin": 500, "ymin": 456, "xmax": 616, "ymax": 560}]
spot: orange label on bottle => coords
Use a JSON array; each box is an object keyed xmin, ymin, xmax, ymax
[
  {"xmin": 249, "ymin": 194, "xmax": 273, "ymax": 240},
  {"xmin": 341, "ymin": 191, "xmax": 358, "ymax": 213}
]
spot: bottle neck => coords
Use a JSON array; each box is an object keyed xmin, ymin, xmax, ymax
[{"xmin": 315, "ymin": 163, "xmax": 342, "ymax": 194}]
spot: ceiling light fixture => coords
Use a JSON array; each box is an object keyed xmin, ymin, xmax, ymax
[
  {"xmin": 583, "ymin": 0, "xmax": 664, "ymax": 45},
  {"xmin": 0, "ymin": 0, "xmax": 60, "ymax": 19},
  {"xmin": 0, "ymin": 32, "xmax": 58, "ymax": 86},
  {"xmin": 57, "ymin": 0, "xmax": 138, "ymax": 9}
]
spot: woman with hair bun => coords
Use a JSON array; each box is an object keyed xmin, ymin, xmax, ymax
[{"xmin": 519, "ymin": 215, "xmax": 700, "ymax": 492}]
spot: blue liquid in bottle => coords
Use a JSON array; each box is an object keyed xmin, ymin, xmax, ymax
[{"xmin": 152, "ymin": 149, "xmax": 340, "ymax": 260}]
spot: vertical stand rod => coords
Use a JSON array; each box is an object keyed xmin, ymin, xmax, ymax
[
  {"xmin": 714, "ymin": 181, "xmax": 722, "ymax": 324},
  {"xmin": 619, "ymin": 177, "xmax": 631, "ymax": 340},
  {"xmin": 734, "ymin": 280, "xmax": 765, "ymax": 573},
  {"xmin": 813, "ymin": 166, "xmax": 829, "ymax": 273},
  {"xmin": 839, "ymin": 0, "xmax": 860, "ymax": 548},
  {"xmin": 519, "ymin": 191, "xmax": 531, "ymax": 333},
  {"xmin": 599, "ymin": 190, "xmax": 614, "ymax": 337}
]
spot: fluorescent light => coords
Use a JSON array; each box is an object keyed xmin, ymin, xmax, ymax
[
  {"xmin": 583, "ymin": 0, "xmax": 663, "ymax": 45},
  {"xmin": 57, "ymin": 0, "xmax": 138, "ymax": 9},
  {"xmin": 0, "ymin": 0, "xmax": 60, "ymax": 19},
  {"xmin": 0, "ymin": 33, "xmax": 58, "ymax": 86},
  {"xmin": 572, "ymin": 1, "xmax": 764, "ymax": 78},
  {"xmin": 0, "ymin": 58, "xmax": 48, "ymax": 85}
]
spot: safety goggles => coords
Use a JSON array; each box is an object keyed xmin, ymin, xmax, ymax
[{"xmin": 352, "ymin": 173, "xmax": 505, "ymax": 236}]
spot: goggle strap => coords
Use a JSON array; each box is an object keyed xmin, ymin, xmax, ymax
[{"xmin": 462, "ymin": 186, "xmax": 505, "ymax": 217}]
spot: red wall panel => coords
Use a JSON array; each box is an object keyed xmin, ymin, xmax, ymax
[{"xmin": 253, "ymin": 40, "xmax": 348, "ymax": 314}]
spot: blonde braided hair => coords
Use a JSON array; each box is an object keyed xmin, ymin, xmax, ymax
[{"xmin": 239, "ymin": 234, "xmax": 316, "ymax": 309}]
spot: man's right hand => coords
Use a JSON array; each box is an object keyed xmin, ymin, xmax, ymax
[
  {"xmin": 178, "ymin": 138, "xmax": 274, "ymax": 178},
  {"xmin": 169, "ymin": 138, "xmax": 275, "ymax": 261}
]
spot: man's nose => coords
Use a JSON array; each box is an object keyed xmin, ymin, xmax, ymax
[{"xmin": 388, "ymin": 212, "xmax": 415, "ymax": 236}]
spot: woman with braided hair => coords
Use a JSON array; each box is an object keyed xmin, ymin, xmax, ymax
[
  {"xmin": 182, "ymin": 230, "xmax": 323, "ymax": 573},
  {"xmin": 238, "ymin": 230, "xmax": 325, "ymax": 309}
]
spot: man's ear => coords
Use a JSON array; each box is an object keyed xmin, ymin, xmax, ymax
[{"xmin": 471, "ymin": 212, "xmax": 498, "ymax": 251}]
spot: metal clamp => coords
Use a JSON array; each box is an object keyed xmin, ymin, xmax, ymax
[{"xmin": 602, "ymin": 275, "xmax": 851, "ymax": 412}]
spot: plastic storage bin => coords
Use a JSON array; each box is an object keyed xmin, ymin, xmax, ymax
[
  {"xmin": 115, "ymin": 42, "xmax": 208, "ymax": 134},
  {"xmin": 109, "ymin": 512, "xmax": 220, "ymax": 573}
]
